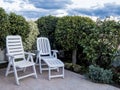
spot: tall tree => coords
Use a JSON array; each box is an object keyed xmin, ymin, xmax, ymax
[{"xmin": 55, "ymin": 16, "xmax": 95, "ymax": 64}]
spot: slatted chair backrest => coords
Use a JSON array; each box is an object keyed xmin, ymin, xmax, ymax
[
  {"xmin": 6, "ymin": 35, "xmax": 25, "ymax": 60},
  {"xmin": 37, "ymin": 37, "xmax": 51, "ymax": 56}
]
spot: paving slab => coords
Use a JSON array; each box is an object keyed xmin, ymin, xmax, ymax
[{"xmin": 0, "ymin": 67, "xmax": 119, "ymax": 90}]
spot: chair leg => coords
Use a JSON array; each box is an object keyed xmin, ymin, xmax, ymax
[
  {"xmin": 5, "ymin": 62, "xmax": 11, "ymax": 76},
  {"xmin": 39, "ymin": 59, "xmax": 42, "ymax": 74},
  {"xmin": 36, "ymin": 56, "xmax": 38, "ymax": 64},
  {"xmin": 48, "ymin": 67, "xmax": 51, "ymax": 80},
  {"xmin": 62, "ymin": 66, "xmax": 64, "ymax": 78},
  {"xmin": 13, "ymin": 65, "xmax": 20, "ymax": 85},
  {"xmin": 33, "ymin": 65, "xmax": 37, "ymax": 78}
]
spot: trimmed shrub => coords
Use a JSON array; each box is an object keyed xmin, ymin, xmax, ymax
[
  {"xmin": 0, "ymin": 8, "xmax": 9, "ymax": 49},
  {"xmin": 65, "ymin": 63, "xmax": 82, "ymax": 73},
  {"xmin": 23, "ymin": 21, "xmax": 39, "ymax": 51},
  {"xmin": 36, "ymin": 15, "xmax": 58, "ymax": 48},
  {"xmin": 55, "ymin": 16, "xmax": 95, "ymax": 64},
  {"xmin": 88, "ymin": 65, "xmax": 113, "ymax": 83},
  {"xmin": 65, "ymin": 63, "xmax": 73, "ymax": 70},
  {"xmin": 8, "ymin": 13, "xmax": 29, "ymax": 42},
  {"xmin": 113, "ymin": 71, "xmax": 120, "ymax": 84},
  {"xmin": 73, "ymin": 64, "xmax": 81, "ymax": 73}
]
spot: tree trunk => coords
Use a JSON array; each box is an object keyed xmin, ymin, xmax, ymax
[{"xmin": 72, "ymin": 49, "xmax": 77, "ymax": 64}]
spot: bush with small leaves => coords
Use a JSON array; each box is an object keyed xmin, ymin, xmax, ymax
[
  {"xmin": 0, "ymin": 8, "xmax": 9, "ymax": 49},
  {"xmin": 65, "ymin": 63, "xmax": 82, "ymax": 73},
  {"xmin": 88, "ymin": 65, "xmax": 113, "ymax": 84},
  {"xmin": 23, "ymin": 21, "xmax": 39, "ymax": 51}
]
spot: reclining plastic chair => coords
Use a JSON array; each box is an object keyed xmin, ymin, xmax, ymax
[
  {"xmin": 36, "ymin": 37, "xmax": 64, "ymax": 80},
  {"xmin": 5, "ymin": 35, "xmax": 37, "ymax": 85}
]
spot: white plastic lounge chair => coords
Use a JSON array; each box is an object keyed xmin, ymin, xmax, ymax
[
  {"xmin": 36, "ymin": 37, "xmax": 64, "ymax": 80},
  {"xmin": 5, "ymin": 35, "xmax": 37, "ymax": 85}
]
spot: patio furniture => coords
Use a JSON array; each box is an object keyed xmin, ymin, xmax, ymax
[
  {"xmin": 36, "ymin": 37, "xmax": 64, "ymax": 80},
  {"xmin": 5, "ymin": 35, "xmax": 37, "ymax": 85}
]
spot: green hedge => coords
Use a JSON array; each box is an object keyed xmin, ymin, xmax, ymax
[
  {"xmin": 88, "ymin": 65, "xmax": 113, "ymax": 83},
  {"xmin": 36, "ymin": 15, "xmax": 59, "ymax": 48},
  {"xmin": 0, "ymin": 8, "xmax": 29, "ymax": 49}
]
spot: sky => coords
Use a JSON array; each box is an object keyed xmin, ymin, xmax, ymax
[{"xmin": 0, "ymin": 0, "xmax": 120, "ymax": 20}]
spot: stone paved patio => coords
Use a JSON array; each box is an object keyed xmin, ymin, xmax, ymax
[{"xmin": 0, "ymin": 67, "xmax": 119, "ymax": 90}]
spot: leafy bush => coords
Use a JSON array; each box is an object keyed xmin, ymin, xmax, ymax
[
  {"xmin": 23, "ymin": 21, "xmax": 39, "ymax": 51},
  {"xmin": 113, "ymin": 71, "xmax": 120, "ymax": 84},
  {"xmin": 0, "ymin": 8, "xmax": 30, "ymax": 49},
  {"xmin": 8, "ymin": 13, "xmax": 29, "ymax": 42},
  {"xmin": 111, "ymin": 50, "xmax": 120, "ymax": 84},
  {"xmin": 82, "ymin": 19, "xmax": 120, "ymax": 68},
  {"xmin": 73, "ymin": 64, "xmax": 81, "ymax": 73},
  {"xmin": 65, "ymin": 63, "xmax": 73, "ymax": 70},
  {"xmin": 55, "ymin": 16, "xmax": 95, "ymax": 64},
  {"xmin": 112, "ymin": 50, "xmax": 120, "ymax": 67},
  {"xmin": 36, "ymin": 15, "xmax": 58, "ymax": 48},
  {"xmin": 65, "ymin": 63, "xmax": 82, "ymax": 73},
  {"xmin": 88, "ymin": 65, "xmax": 113, "ymax": 83},
  {"xmin": 0, "ymin": 8, "xmax": 9, "ymax": 49}
]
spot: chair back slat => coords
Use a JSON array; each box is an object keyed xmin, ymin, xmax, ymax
[
  {"xmin": 6, "ymin": 35, "xmax": 25, "ymax": 59},
  {"xmin": 37, "ymin": 37, "xmax": 51, "ymax": 56}
]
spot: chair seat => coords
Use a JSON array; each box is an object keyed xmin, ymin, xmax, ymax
[
  {"xmin": 41, "ymin": 57, "xmax": 64, "ymax": 68},
  {"xmin": 15, "ymin": 60, "xmax": 35, "ymax": 68}
]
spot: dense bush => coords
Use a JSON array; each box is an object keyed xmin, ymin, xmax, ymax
[
  {"xmin": 88, "ymin": 65, "xmax": 113, "ymax": 83},
  {"xmin": 0, "ymin": 8, "xmax": 30, "ymax": 49},
  {"xmin": 65, "ymin": 63, "xmax": 85, "ymax": 73},
  {"xmin": 23, "ymin": 21, "xmax": 39, "ymax": 51},
  {"xmin": 8, "ymin": 13, "xmax": 29, "ymax": 42},
  {"xmin": 82, "ymin": 19, "xmax": 120, "ymax": 68},
  {"xmin": 0, "ymin": 8, "xmax": 9, "ymax": 49},
  {"xmin": 36, "ymin": 15, "xmax": 58, "ymax": 48},
  {"xmin": 55, "ymin": 16, "xmax": 96, "ymax": 64},
  {"xmin": 113, "ymin": 71, "xmax": 120, "ymax": 84},
  {"xmin": 112, "ymin": 51, "xmax": 120, "ymax": 84}
]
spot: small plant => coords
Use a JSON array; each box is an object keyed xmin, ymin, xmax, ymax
[
  {"xmin": 65, "ymin": 63, "xmax": 73, "ymax": 70},
  {"xmin": 73, "ymin": 64, "xmax": 81, "ymax": 73},
  {"xmin": 88, "ymin": 65, "xmax": 113, "ymax": 84},
  {"xmin": 65, "ymin": 63, "xmax": 81, "ymax": 73},
  {"xmin": 23, "ymin": 21, "xmax": 39, "ymax": 51},
  {"xmin": 113, "ymin": 71, "xmax": 120, "ymax": 84}
]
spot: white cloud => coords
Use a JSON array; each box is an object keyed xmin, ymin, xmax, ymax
[
  {"xmin": 52, "ymin": 10, "xmax": 68, "ymax": 17},
  {"xmin": 0, "ymin": 0, "xmax": 39, "ymax": 12},
  {"xmin": 69, "ymin": 0, "xmax": 120, "ymax": 9},
  {"xmin": 0, "ymin": 0, "xmax": 120, "ymax": 20}
]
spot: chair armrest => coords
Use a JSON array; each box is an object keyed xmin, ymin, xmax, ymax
[
  {"xmin": 35, "ymin": 50, "xmax": 42, "ymax": 57},
  {"xmin": 6, "ymin": 53, "xmax": 14, "ymax": 58},
  {"xmin": 6, "ymin": 53, "xmax": 15, "ymax": 63},
  {"xmin": 51, "ymin": 50, "xmax": 58, "ymax": 58},
  {"xmin": 24, "ymin": 52, "xmax": 35, "ymax": 56},
  {"xmin": 51, "ymin": 50, "xmax": 58, "ymax": 53}
]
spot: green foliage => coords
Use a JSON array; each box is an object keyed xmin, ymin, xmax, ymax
[
  {"xmin": 8, "ymin": 13, "xmax": 29, "ymax": 42},
  {"xmin": 55, "ymin": 16, "xmax": 95, "ymax": 50},
  {"xmin": 113, "ymin": 71, "xmax": 120, "ymax": 84},
  {"xmin": 0, "ymin": 8, "xmax": 30, "ymax": 49},
  {"xmin": 0, "ymin": 8, "xmax": 9, "ymax": 49},
  {"xmin": 65, "ymin": 63, "xmax": 82, "ymax": 73},
  {"xmin": 112, "ymin": 51, "xmax": 120, "ymax": 84},
  {"xmin": 88, "ymin": 65, "xmax": 113, "ymax": 83},
  {"xmin": 82, "ymin": 19, "xmax": 120, "ymax": 68},
  {"xmin": 55, "ymin": 16, "xmax": 95, "ymax": 64},
  {"xmin": 23, "ymin": 21, "xmax": 39, "ymax": 51},
  {"xmin": 36, "ymin": 15, "xmax": 58, "ymax": 48},
  {"xmin": 112, "ymin": 50, "xmax": 120, "ymax": 67}
]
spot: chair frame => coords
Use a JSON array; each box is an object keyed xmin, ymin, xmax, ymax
[
  {"xmin": 36, "ymin": 37, "xmax": 64, "ymax": 80},
  {"xmin": 5, "ymin": 35, "xmax": 37, "ymax": 85}
]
